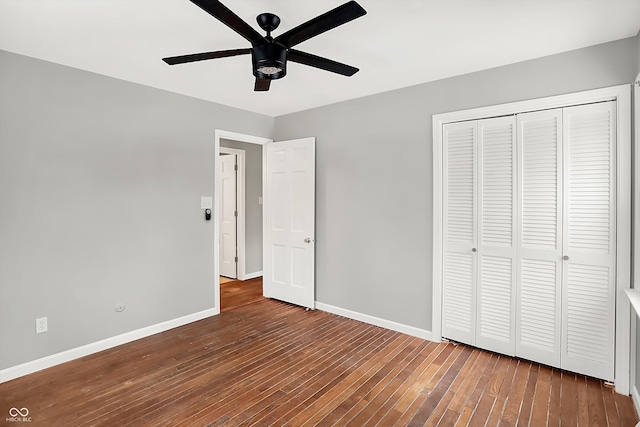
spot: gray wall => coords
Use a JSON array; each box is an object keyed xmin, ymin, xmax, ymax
[
  {"xmin": 220, "ymin": 138, "xmax": 263, "ymax": 275},
  {"xmin": 2, "ymin": 36, "xmax": 638, "ymax": 373},
  {"xmin": 0, "ymin": 50, "xmax": 273, "ymax": 369},
  {"xmin": 274, "ymin": 37, "xmax": 639, "ymax": 331}
]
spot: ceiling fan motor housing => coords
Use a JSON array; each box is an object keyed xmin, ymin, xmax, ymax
[{"xmin": 252, "ymin": 43, "xmax": 287, "ymax": 80}]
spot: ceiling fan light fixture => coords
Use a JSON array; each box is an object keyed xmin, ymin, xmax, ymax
[
  {"xmin": 252, "ymin": 44, "xmax": 287, "ymax": 80},
  {"xmin": 257, "ymin": 65, "xmax": 283, "ymax": 76}
]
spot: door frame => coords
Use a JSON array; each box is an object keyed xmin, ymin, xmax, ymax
[
  {"xmin": 219, "ymin": 147, "xmax": 245, "ymax": 279},
  {"xmin": 214, "ymin": 129, "xmax": 272, "ymax": 313},
  {"xmin": 631, "ymin": 74, "xmax": 640, "ymax": 408},
  {"xmin": 432, "ymin": 84, "xmax": 631, "ymax": 394}
]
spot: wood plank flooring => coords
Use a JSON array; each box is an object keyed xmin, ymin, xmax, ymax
[{"xmin": 1, "ymin": 278, "xmax": 637, "ymax": 426}]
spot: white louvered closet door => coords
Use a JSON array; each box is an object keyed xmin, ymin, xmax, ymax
[
  {"xmin": 442, "ymin": 121, "xmax": 477, "ymax": 345},
  {"xmin": 476, "ymin": 116, "xmax": 517, "ymax": 356},
  {"xmin": 561, "ymin": 102, "xmax": 616, "ymax": 381},
  {"xmin": 516, "ymin": 109, "xmax": 563, "ymax": 368}
]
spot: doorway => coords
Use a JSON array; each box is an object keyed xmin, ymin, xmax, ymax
[{"xmin": 214, "ymin": 130, "xmax": 272, "ymax": 313}]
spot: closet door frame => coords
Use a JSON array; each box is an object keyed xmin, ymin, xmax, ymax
[{"xmin": 432, "ymin": 84, "xmax": 631, "ymax": 394}]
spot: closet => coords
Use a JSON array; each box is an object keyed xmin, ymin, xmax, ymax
[{"xmin": 441, "ymin": 101, "xmax": 616, "ymax": 381}]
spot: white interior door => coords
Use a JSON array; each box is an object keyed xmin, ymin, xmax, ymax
[
  {"xmin": 561, "ymin": 101, "xmax": 616, "ymax": 381},
  {"xmin": 441, "ymin": 121, "xmax": 477, "ymax": 345},
  {"xmin": 219, "ymin": 154, "xmax": 237, "ymax": 278},
  {"xmin": 476, "ymin": 116, "xmax": 517, "ymax": 356},
  {"xmin": 263, "ymin": 137, "xmax": 315, "ymax": 309},
  {"xmin": 516, "ymin": 109, "xmax": 563, "ymax": 368}
]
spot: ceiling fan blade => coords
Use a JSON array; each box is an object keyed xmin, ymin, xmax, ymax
[
  {"xmin": 190, "ymin": 0, "xmax": 267, "ymax": 46},
  {"xmin": 288, "ymin": 49, "xmax": 359, "ymax": 76},
  {"xmin": 275, "ymin": 1, "xmax": 366, "ymax": 48},
  {"xmin": 254, "ymin": 78, "xmax": 271, "ymax": 91},
  {"xmin": 163, "ymin": 48, "xmax": 251, "ymax": 65}
]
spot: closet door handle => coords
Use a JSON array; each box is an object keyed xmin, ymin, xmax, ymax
[
  {"xmin": 472, "ymin": 248, "xmax": 477, "ymax": 253},
  {"xmin": 563, "ymin": 255, "xmax": 569, "ymax": 261}
]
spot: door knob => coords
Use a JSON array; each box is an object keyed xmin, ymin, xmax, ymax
[
  {"xmin": 471, "ymin": 248, "xmax": 477, "ymax": 253},
  {"xmin": 563, "ymin": 255, "xmax": 569, "ymax": 260},
  {"xmin": 304, "ymin": 238, "xmax": 314, "ymax": 243}
]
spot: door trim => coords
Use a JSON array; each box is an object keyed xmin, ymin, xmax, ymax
[
  {"xmin": 220, "ymin": 147, "xmax": 244, "ymax": 280},
  {"xmin": 214, "ymin": 130, "xmax": 272, "ymax": 314},
  {"xmin": 632, "ymin": 76, "xmax": 640, "ymax": 408},
  {"xmin": 432, "ymin": 84, "xmax": 631, "ymax": 394}
]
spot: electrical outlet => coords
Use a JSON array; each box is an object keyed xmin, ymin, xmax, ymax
[{"xmin": 35, "ymin": 317, "xmax": 47, "ymax": 334}]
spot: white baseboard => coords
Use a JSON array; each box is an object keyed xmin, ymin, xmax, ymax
[
  {"xmin": 243, "ymin": 271, "xmax": 263, "ymax": 280},
  {"xmin": 0, "ymin": 307, "xmax": 218, "ymax": 384},
  {"xmin": 315, "ymin": 302, "xmax": 432, "ymax": 341},
  {"xmin": 632, "ymin": 384, "xmax": 640, "ymax": 421}
]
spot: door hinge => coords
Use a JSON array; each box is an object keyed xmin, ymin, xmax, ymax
[
  {"xmin": 234, "ymin": 164, "xmax": 238, "ymax": 171},
  {"xmin": 234, "ymin": 256, "xmax": 238, "ymax": 263},
  {"xmin": 234, "ymin": 211, "xmax": 238, "ymax": 217}
]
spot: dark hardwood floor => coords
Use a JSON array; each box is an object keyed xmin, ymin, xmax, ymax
[{"xmin": 1, "ymin": 278, "xmax": 637, "ymax": 426}]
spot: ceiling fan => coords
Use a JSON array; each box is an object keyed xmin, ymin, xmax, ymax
[{"xmin": 163, "ymin": 0, "xmax": 367, "ymax": 91}]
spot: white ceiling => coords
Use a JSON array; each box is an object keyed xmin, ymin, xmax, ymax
[{"xmin": 1, "ymin": 0, "xmax": 639, "ymax": 117}]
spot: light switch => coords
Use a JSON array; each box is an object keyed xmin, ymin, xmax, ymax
[{"xmin": 201, "ymin": 196, "xmax": 213, "ymax": 209}]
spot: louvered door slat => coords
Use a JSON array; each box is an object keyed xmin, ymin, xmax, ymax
[
  {"xmin": 442, "ymin": 121, "xmax": 477, "ymax": 345},
  {"xmin": 443, "ymin": 252, "xmax": 474, "ymax": 337},
  {"xmin": 476, "ymin": 116, "xmax": 516, "ymax": 356},
  {"xmin": 477, "ymin": 255, "xmax": 513, "ymax": 351},
  {"xmin": 516, "ymin": 109, "xmax": 563, "ymax": 368},
  {"xmin": 519, "ymin": 258, "xmax": 560, "ymax": 352},
  {"xmin": 520, "ymin": 113, "xmax": 560, "ymax": 249},
  {"xmin": 561, "ymin": 102, "xmax": 616, "ymax": 381}
]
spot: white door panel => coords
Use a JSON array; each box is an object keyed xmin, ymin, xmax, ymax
[
  {"xmin": 219, "ymin": 154, "xmax": 237, "ymax": 279},
  {"xmin": 442, "ymin": 121, "xmax": 477, "ymax": 345},
  {"xmin": 518, "ymin": 254, "xmax": 562, "ymax": 367},
  {"xmin": 516, "ymin": 109, "xmax": 563, "ymax": 367},
  {"xmin": 561, "ymin": 102, "xmax": 616, "ymax": 380},
  {"xmin": 477, "ymin": 254, "xmax": 514, "ymax": 354},
  {"xmin": 476, "ymin": 116, "xmax": 516, "ymax": 356},
  {"xmin": 264, "ymin": 138, "xmax": 315, "ymax": 309}
]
